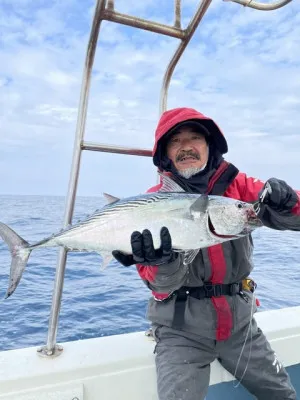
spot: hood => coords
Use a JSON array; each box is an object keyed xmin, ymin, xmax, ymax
[{"xmin": 153, "ymin": 107, "xmax": 228, "ymax": 168}]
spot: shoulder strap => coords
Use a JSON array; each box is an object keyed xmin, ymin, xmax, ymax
[{"xmin": 206, "ymin": 161, "xmax": 239, "ymax": 195}]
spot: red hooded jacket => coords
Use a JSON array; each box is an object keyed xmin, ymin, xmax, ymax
[{"xmin": 136, "ymin": 107, "xmax": 300, "ymax": 341}]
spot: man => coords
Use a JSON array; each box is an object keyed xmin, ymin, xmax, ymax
[{"xmin": 113, "ymin": 107, "xmax": 299, "ymax": 399}]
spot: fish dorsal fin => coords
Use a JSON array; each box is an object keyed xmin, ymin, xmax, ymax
[
  {"xmin": 190, "ymin": 195, "xmax": 209, "ymax": 215},
  {"xmin": 157, "ymin": 172, "xmax": 184, "ymax": 193},
  {"xmin": 103, "ymin": 193, "xmax": 120, "ymax": 204}
]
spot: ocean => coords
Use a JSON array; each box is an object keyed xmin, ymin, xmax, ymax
[{"xmin": 0, "ymin": 194, "xmax": 299, "ymax": 352}]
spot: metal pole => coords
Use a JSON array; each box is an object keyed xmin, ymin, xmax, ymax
[
  {"xmin": 81, "ymin": 141, "xmax": 152, "ymax": 157},
  {"xmin": 42, "ymin": 0, "xmax": 107, "ymax": 356},
  {"xmin": 174, "ymin": 0, "xmax": 182, "ymax": 29},
  {"xmin": 159, "ymin": 0, "xmax": 213, "ymax": 114},
  {"xmin": 225, "ymin": 0, "xmax": 292, "ymax": 10},
  {"xmin": 102, "ymin": 9, "xmax": 185, "ymax": 39}
]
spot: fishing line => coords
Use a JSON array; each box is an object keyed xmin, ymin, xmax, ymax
[
  {"xmin": 229, "ymin": 1, "xmax": 269, "ymax": 382},
  {"xmin": 232, "ymin": 290, "xmax": 256, "ymax": 388}
]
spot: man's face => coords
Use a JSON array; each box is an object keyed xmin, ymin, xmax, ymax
[{"xmin": 166, "ymin": 127, "xmax": 209, "ymax": 172}]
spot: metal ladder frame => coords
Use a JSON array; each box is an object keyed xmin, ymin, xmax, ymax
[{"xmin": 38, "ymin": 0, "xmax": 293, "ymax": 357}]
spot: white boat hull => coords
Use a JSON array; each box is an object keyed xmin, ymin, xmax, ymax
[{"xmin": 1, "ymin": 306, "xmax": 300, "ymax": 399}]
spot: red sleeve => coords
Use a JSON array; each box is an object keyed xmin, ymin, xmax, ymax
[
  {"xmin": 233, "ymin": 173, "xmax": 265, "ymax": 203},
  {"xmin": 136, "ymin": 264, "xmax": 158, "ymax": 282},
  {"xmin": 146, "ymin": 184, "xmax": 162, "ymax": 193},
  {"xmin": 292, "ymin": 194, "xmax": 300, "ymax": 215}
]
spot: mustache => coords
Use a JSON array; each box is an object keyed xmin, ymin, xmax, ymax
[{"xmin": 176, "ymin": 150, "xmax": 200, "ymax": 162}]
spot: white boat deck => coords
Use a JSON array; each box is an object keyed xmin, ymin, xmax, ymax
[{"xmin": 0, "ymin": 306, "xmax": 300, "ymax": 399}]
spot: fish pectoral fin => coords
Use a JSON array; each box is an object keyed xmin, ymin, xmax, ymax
[
  {"xmin": 173, "ymin": 248, "xmax": 200, "ymax": 265},
  {"xmin": 103, "ymin": 193, "xmax": 120, "ymax": 204},
  {"xmin": 182, "ymin": 249, "xmax": 200, "ymax": 265},
  {"xmin": 99, "ymin": 251, "xmax": 114, "ymax": 270}
]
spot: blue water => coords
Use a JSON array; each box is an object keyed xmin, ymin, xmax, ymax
[{"xmin": 0, "ymin": 195, "xmax": 300, "ymax": 352}]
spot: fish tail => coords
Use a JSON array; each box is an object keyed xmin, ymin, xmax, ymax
[{"xmin": 0, "ymin": 222, "xmax": 32, "ymax": 299}]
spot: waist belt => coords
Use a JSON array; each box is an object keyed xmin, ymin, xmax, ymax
[
  {"xmin": 172, "ymin": 282, "xmax": 242, "ymax": 330},
  {"xmin": 175, "ymin": 282, "xmax": 242, "ymax": 301}
]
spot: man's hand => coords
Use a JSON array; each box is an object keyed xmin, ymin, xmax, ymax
[
  {"xmin": 259, "ymin": 178, "xmax": 298, "ymax": 212},
  {"xmin": 112, "ymin": 226, "xmax": 177, "ymax": 267}
]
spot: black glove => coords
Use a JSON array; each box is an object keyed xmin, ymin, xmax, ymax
[
  {"xmin": 259, "ymin": 178, "xmax": 298, "ymax": 212},
  {"xmin": 112, "ymin": 227, "xmax": 177, "ymax": 267}
]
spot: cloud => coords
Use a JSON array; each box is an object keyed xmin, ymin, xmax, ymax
[{"xmin": 0, "ymin": 0, "xmax": 300, "ymax": 196}]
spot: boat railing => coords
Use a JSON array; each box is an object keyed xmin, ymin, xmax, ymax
[{"xmin": 39, "ymin": 0, "xmax": 293, "ymax": 357}]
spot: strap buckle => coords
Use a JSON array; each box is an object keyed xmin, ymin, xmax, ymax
[{"xmin": 229, "ymin": 282, "xmax": 242, "ymax": 295}]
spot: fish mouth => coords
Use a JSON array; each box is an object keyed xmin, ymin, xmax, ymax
[
  {"xmin": 207, "ymin": 214, "xmax": 238, "ymax": 239},
  {"xmin": 246, "ymin": 208, "xmax": 263, "ymax": 227}
]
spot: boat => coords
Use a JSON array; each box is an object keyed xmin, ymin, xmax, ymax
[
  {"xmin": 0, "ymin": 0, "xmax": 298, "ymax": 399},
  {"xmin": 0, "ymin": 306, "xmax": 299, "ymax": 399}
]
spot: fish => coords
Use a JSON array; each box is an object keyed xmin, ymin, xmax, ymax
[{"xmin": 0, "ymin": 174, "xmax": 262, "ymax": 299}]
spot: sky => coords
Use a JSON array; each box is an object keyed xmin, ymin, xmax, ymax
[{"xmin": 0, "ymin": 0, "xmax": 300, "ymax": 198}]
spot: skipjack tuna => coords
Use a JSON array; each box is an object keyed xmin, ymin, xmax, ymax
[{"xmin": 0, "ymin": 174, "xmax": 262, "ymax": 298}]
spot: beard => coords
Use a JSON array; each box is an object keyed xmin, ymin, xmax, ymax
[
  {"xmin": 177, "ymin": 165, "xmax": 206, "ymax": 179},
  {"xmin": 175, "ymin": 148, "xmax": 209, "ymax": 179}
]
